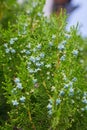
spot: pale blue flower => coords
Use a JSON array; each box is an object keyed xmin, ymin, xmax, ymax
[
  {"xmin": 16, "ymin": 83, "xmax": 23, "ymax": 89},
  {"xmin": 36, "ymin": 62, "xmax": 41, "ymax": 67},
  {"xmin": 29, "ymin": 69, "xmax": 34, "ymax": 74},
  {"xmin": 58, "ymin": 44, "xmax": 65, "ymax": 51},
  {"xmin": 56, "ymin": 99, "xmax": 61, "ymax": 105},
  {"xmin": 59, "ymin": 90, "xmax": 65, "ymax": 96},
  {"xmin": 69, "ymin": 87, "xmax": 74, "ymax": 93},
  {"xmin": 72, "ymin": 77, "xmax": 77, "ymax": 82},
  {"xmin": 30, "ymin": 56, "xmax": 36, "ymax": 63},
  {"xmin": 14, "ymin": 78, "xmax": 20, "ymax": 83},
  {"xmin": 40, "ymin": 62, "xmax": 44, "ymax": 66},
  {"xmin": 10, "ymin": 38, "xmax": 15, "ymax": 45},
  {"xmin": 69, "ymin": 87, "xmax": 74, "ymax": 96},
  {"xmin": 49, "ymin": 42, "xmax": 53, "ymax": 47},
  {"xmin": 72, "ymin": 50, "xmax": 79, "ymax": 56},
  {"xmin": 37, "ymin": 44, "xmax": 41, "ymax": 49},
  {"xmin": 4, "ymin": 43, "xmax": 8, "ymax": 48},
  {"xmin": 48, "ymin": 110, "xmax": 52, "ymax": 115},
  {"xmin": 12, "ymin": 100, "xmax": 19, "ymax": 106},
  {"xmin": 20, "ymin": 96, "xmax": 26, "ymax": 103},
  {"xmin": 60, "ymin": 55, "xmax": 66, "ymax": 61},
  {"xmin": 5, "ymin": 48, "xmax": 10, "ymax": 53},
  {"xmin": 11, "ymin": 49, "xmax": 16, "ymax": 54},
  {"xmin": 35, "ymin": 57, "xmax": 40, "ymax": 61},
  {"xmin": 68, "ymin": 82, "xmax": 73, "ymax": 87},
  {"xmin": 61, "ymin": 40, "xmax": 67, "ymax": 45},
  {"xmin": 40, "ymin": 53, "xmax": 45, "ymax": 58},
  {"xmin": 10, "ymin": 37, "xmax": 18, "ymax": 44},
  {"xmin": 25, "ymin": 50, "xmax": 31, "ymax": 55},
  {"xmin": 27, "ymin": 43, "xmax": 31, "ymax": 48},
  {"xmin": 83, "ymin": 92, "xmax": 87, "ymax": 97},
  {"xmin": 64, "ymin": 84, "xmax": 69, "ymax": 89},
  {"xmin": 82, "ymin": 98, "xmax": 87, "ymax": 104},
  {"xmin": 47, "ymin": 103, "xmax": 52, "ymax": 110}
]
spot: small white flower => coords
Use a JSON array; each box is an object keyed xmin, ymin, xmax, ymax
[
  {"xmin": 29, "ymin": 69, "xmax": 34, "ymax": 74},
  {"xmin": 59, "ymin": 90, "xmax": 65, "ymax": 96},
  {"xmin": 60, "ymin": 55, "xmax": 66, "ymax": 61},
  {"xmin": 56, "ymin": 99, "xmax": 61, "ymax": 105},
  {"xmin": 45, "ymin": 64, "xmax": 51, "ymax": 68},
  {"xmin": 47, "ymin": 103, "xmax": 52, "ymax": 110},
  {"xmin": 72, "ymin": 77, "xmax": 77, "ymax": 82},
  {"xmin": 36, "ymin": 62, "xmax": 41, "ymax": 67},
  {"xmin": 82, "ymin": 98, "xmax": 87, "ymax": 104},
  {"xmin": 58, "ymin": 44, "xmax": 65, "ymax": 51},
  {"xmin": 25, "ymin": 50, "xmax": 31, "ymax": 55},
  {"xmin": 14, "ymin": 78, "xmax": 20, "ymax": 83},
  {"xmin": 37, "ymin": 44, "xmax": 41, "ymax": 49},
  {"xmin": 40, "ymin": 53, "xmax": 45, "ymax": 58},
  {"xmin": 69, "ymin": 87, "xmax": 74, "ymax": 93},
  {"xmin": 49, "ymin": 42, "xmax": 53, "ymax": 47},
  {"xmin": 64, "ymin": 84, "xmax": 69, "ymax": 89},
  {"xmin": 61, "ymin": 40, "xmax": 67, "ymax": 45},
  {"xmin": 30, "ymin": 56, "xmax": 36, "ymax": 63},
  {"xmin": 69, "ymin": 87, "xmax": 74, "ymax": 96},
  {"xmin": 5, "ymin": 48, "xmax": 10, "ymax": 53},
  {"xmin": 20, "ymin": 96, "xmax": 26, "ymax": 102},
  {"xmin": 81, "ymin": 108, "xmax": 85, "ymax": 111},
  {"xmin": 35, "ymin": 57, "xmax": 40, "ymax": 61},
  {"xmin": 72, "ymin": 50, "xmax": 79, "ymax": 56},
  {"xmin": 48, "ymin": 110, "xmax": 52, "ymax": 115},
  {"xmin": 4, "ymin": 43, "xmax": 8, "ymax": 48},
  {"xmin": 12, "ymin": 100, "xmax": 19, "ymax": 106},
  {"xmin": 16, "ymin": 83, "xmax": 23, "ymax": 89},
  {"xmin": 11, "ymin": 49, "xmax": 16, "ymax": 54},
  {"xmin": 10, "ymin": 38, "xmax": 15, "ymax": 45},
  {"xmin": 27, "ymin": 43, "xmax": 31, "ymax": 48}
]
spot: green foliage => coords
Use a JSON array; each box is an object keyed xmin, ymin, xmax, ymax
[{"xmin": 0, "ymin": 0, "xmax": 87, "ymax": 130}]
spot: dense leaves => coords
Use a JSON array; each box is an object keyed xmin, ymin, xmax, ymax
[{"xmin": 0, "ymin": 0, "xmax": 87, "ymax": 130}]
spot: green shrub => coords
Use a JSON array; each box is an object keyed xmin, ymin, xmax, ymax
[{"xmin": 0, "ymin": 0, "xmax": 87, "ymax": 130}]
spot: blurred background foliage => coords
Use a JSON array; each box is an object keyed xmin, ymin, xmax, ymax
[{"xmin": 0, "ymin": 0, "xmax": 25, "ymax": 28}]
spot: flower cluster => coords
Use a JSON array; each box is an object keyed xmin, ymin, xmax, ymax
[
  {"xmin": 11, "ymin": 77, "xmax": 26, "ymax": 106},
  {"xmin": 4, "ymin": 37, "xmax": 18, "ymax": 54},
  {"xmin": 47, "ymin": 99, "xmax": 53, "ymax": 116}
]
